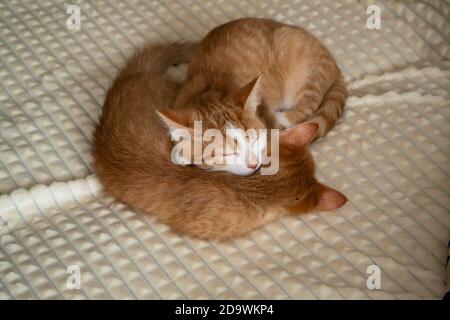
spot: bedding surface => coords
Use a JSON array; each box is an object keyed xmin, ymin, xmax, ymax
[{"xmin": 0, "ymin": 0, "xmax": 449, "ymax": 299}]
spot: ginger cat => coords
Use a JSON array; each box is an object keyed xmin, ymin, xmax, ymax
[
  {"xmin": 157, "ymin": 17, "xmax": 347, "ymax": 176},
  {"xmin": 92, "ymin": 43, "xmax": 347, "ymax": 241}
]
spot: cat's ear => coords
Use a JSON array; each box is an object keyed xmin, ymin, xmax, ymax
[
  {"xmin": 157, "ymin": 109, "xmax": 196, "ymax": 133},
  {"xmin": 287, "ymin": 182, "xmax": 347, "ymax": 213},
  {"xmin": 232, "ymin": 76, "xmax": 262, "ymax": 113},
  {"xmin": 279, "ymin": 122, "xmax": 319, "ymax": 149},
  {"xmin": 313, "ymin": 183, "xmax": 348, "ymax": 211}
]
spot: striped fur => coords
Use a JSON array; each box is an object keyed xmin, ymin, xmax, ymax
[
  {"xmin": 92, "ymin": 43, "xmax": 347, "ymax": 241},
  {"xmin": 176, "ymin": 17, "xmax": 347, "ymax": 138}
]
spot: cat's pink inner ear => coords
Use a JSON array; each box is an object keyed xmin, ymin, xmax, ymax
[
  {"xmin": 314, "ymin": 183, "xmax": 347, "ymax": 211},
  {"xmin": 233, "ymin": 76, "xmax": 262, "ymax": 113},
  {"xmin": 157, "ymin": 109, "xmax": 194, "ymax": 131},
  {"xmin": 280, "ymin": 122, "xmax": 319, "ymax": 147}
]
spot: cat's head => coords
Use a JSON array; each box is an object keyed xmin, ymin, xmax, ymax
[
  {"xmin": 157, "ymin": 77, "xmax": 267, "ymax": 176},
  {"xmin": 275, "ymin": 122, "xmax": 348, "ymax": 212}
]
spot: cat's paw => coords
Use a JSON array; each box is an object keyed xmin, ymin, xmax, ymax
[{"xmin": 274, "ymin": 111, "xmax": 293, "ymax": 129}]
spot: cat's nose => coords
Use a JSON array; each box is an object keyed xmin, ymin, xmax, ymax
[{"xmin": 247, "ymin": 163, "xmax": 258, "ymax": 169}]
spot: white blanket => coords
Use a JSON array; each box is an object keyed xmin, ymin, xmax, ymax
[{"xmin": 0, "ymin": 0, "xmax": 449, "ymax": 299}]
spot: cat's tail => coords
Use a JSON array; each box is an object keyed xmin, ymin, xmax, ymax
[
  {"xmin": 119, "ymin": 42, "xmax": 197, "ymax": 78},
  {"xmin": 308, "ymin": 74, "xmax": 348, "ymax": 139}
]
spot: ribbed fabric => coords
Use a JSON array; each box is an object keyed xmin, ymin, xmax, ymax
[{"xmin": 0, "ymin": 0, "xmax": 449, "ymax": 299}]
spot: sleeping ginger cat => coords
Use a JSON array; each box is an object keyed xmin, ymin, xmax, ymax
[
  {"xmin": 92, "ymin": 43, "xmax": 347, "ymax": 241},
  {"xmin": 157, "ymin": 17, "xmax": 347, "ymax": 176}
]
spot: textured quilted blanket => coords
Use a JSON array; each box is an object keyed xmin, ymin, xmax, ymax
[{"xmin": 0, "ymin": 0, "xmax": 449, "ymax": 299}]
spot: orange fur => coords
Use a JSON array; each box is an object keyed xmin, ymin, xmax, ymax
[
  {"xmin": 176, "ymin": 18, "xmax": 348, "ymax": 138},
  {"xmin": 92, "ymin": 43, "xmax": 347, "ymax": 241}
]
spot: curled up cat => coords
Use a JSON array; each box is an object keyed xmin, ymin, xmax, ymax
[
  {"xmin": 158, "ymin": 18, "xmax": 348, "ymax": 176},
  {"xmin": 92, "ymin": 42, "xmax": 347, "ymax": 241}
]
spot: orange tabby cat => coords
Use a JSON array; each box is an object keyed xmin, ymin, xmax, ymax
[
  {"xmin": 92, "ymin": 43, "xmax": 347, "ymax": 241},
  {"xmin": 156, "ymin": 18, "xmax": 347, "ymax": 176}
]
